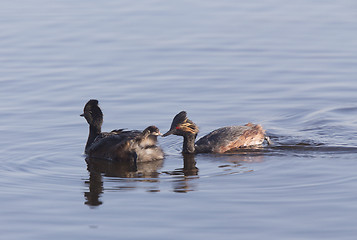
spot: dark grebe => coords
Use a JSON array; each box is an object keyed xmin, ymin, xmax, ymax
[
  {"xmin": 80, "ymin": 99, "xmax": 103, "ymax": 153},
  {"xmin": 81, "ymin": 99, "xmax": 164, "ymax": 161},
  {"xmin": 163, "ymin": 111, "xmax": 270, "ymax": 154},
  {"xmin": 88, "ymin": 125, "xmax": 164, "ymax": 162}
]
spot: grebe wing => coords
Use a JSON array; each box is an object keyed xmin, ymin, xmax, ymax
[{"xmin": 195, "ymin": 124, "xmax": 265, "ymax": 153}]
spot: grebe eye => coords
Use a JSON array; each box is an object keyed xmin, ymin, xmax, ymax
[{"xmin": 176, "ymin": 126, "xmax": 180, "ymax": 130}]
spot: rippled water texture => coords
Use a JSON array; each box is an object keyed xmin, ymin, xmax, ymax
[{"xmin": 1, "ymin": 0, "xmax": 357, "ymax": 239}]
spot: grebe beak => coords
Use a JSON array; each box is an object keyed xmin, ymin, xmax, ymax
[
  {"xmin": 162, "ymin": 129, "xmax": 174, "ymax": 137},
  {"xmin": 80, "ymin": 113, "xmax": 85, "ymax": 117}
]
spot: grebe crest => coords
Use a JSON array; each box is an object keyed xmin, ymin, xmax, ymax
[
  {"xmin": 163, "ymin": 111, "xmax": 199, "ymax": 137},
  {"xmin": 80, "ymin": 99, "xmax": 103, "ymax": 128}
]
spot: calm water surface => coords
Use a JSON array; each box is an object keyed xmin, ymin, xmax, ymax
[{"xmin": 1, "ymin": 0, "xmax": 357, "ymax": 239}]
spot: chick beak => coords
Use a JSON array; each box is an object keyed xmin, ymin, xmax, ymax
[
  {"xmin": 80, "ymin": 113, "xmax": 85, "ymax": 117},
  {"xmin": 152, "ymin": 131, "xmax": 162, "ymax": 136}
]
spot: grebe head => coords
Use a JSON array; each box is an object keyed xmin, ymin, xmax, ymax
[
  {"xmin": 163, "ymin": 111, "xmax": 199, "ymax": 137},
  {"xmin": 80, "ymin": 99, "xmax": 103, "ymax": 128},
  {"xmin": 143, "ymin": 125, "xmax": 162, "ymax": 137}
]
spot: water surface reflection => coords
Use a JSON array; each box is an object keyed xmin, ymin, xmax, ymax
[
  {"xmin": 84, "ymin": 150, "xmax": 268, "ymax": 204},
  {"xmin": 163, "ymin": 154, "xmax": 199, "ymax": 193},
  {"xmin": 84, "ymin": 153, "xmax": 202, "ymax": 205},
  {"xmin": 85, "ymin": 138, "xmax": 349, "ymax": 206},
  {"xmin": 84, "ymin": 157, "xmax": 163, "ymax": 206}
]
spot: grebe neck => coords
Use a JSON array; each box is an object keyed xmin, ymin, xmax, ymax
[
  {"xmin": 85, "ymin": 124, "xmax": 101, "ymax": 153},
  {"xmin": 182, "ymin": 133, "xmax": 196, "ymax": 154}
]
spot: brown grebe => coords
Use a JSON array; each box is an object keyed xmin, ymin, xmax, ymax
[
  {"xmin": 163, "ymin": 111, "xmax": 270, "ymax": 154},
  {"xmin": 81, "ymin": 99, "xmax": 164, "ymax": 161}
]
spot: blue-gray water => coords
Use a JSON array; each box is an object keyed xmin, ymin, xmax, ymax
[{"xmin": 1, "ymin": 1, "xmax": 357, "ymax": 239}]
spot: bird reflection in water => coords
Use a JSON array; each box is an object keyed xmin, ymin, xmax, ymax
[
  {"xmin": 162, "ymin": 154, "xmax": 199, "ymax": 193},
  {"xmin": 84, "ymin": 151, "xmax": 266, "ymax": 205},
  {"xmin": 84, "ymin": 157, "xmax": 163, "ymax": 207},
  {"xmin": 84, "ymin": 153, "xmax": 200, "ymax": 206}
]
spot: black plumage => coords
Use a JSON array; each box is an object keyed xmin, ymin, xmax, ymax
[{"xmin": 81, "ymin": 99, "xmax": 164, "ymax": 162}]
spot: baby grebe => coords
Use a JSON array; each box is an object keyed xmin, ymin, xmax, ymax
[
  {"xmin": 163, "ymin": 111, "xmax": 270, "ymax": 154},
  {"xmin": 81, "ymin": 99, "xmax": 164, "ymax": 161}
]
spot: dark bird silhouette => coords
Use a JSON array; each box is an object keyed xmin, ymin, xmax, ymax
[{"xmin": 81, "ymin": 99, "xmax": 164, "ymax": 162}]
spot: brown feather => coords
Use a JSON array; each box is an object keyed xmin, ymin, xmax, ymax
[{"xmin": 217, "ymin": 124, "xmax": 265, "ymax": 153}]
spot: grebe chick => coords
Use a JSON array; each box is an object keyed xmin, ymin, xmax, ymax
[
  {"xmin": 139, "ymin": 125, "xmax": 162, "ymax": 148},
  {"xmin": 163, "ymin": 111, "xmax": 270, "ymax": 154},
  {"xmin": 135, "ymin": 126, "xmax": 164, "ymax": 162}
]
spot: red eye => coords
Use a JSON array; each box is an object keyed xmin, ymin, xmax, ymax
[{"xmin": 176, "ymin": 126, "xmax": 180, "ymax": 130}]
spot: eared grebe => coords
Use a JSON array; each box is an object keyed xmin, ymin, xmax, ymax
[
  {"xmin": 81, "ymin": 99, "xmax": 103, "ymax": 153},
  {"xmin": 88, "ymin": 125, "xmax": 164, "ymax": 162},
  {"xmin": 163, "ymin": 111, "xmax": 270, "ymax": 154},
  {"xmin": 81, "ymin": 99, "xmax": 164, "ymax": 161}
]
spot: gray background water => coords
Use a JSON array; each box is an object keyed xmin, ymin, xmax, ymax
[{"xmin": 1, "ymin": 0, "xmax": 357, "ymax": 239}]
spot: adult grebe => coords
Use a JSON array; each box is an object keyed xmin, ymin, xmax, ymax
[
  {"xmin": 163, "ymin": 111, "xmax": 270, "ymax": 154},
  {"xmin": 81, "ymin": 99, "xmax": 164, "ymax": 161}
]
